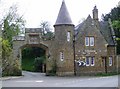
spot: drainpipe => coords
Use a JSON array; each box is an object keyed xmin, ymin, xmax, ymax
[
  {"xmin": 73, "ymin": 34, "xmax": 76, "ymax": 76},
  {"xmin": 105, "ymin": 57, "xmax": 107, "ymax": 73}
]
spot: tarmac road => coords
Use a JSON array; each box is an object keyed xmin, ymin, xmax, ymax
[{"xmin": 2, "ymin": 71, "xmax": 118, "ymax": 87}]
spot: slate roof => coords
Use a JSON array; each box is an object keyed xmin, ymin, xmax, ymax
[
  {"xmin": 75, "ymin": 17, "xmax": 115, "ymax": 46},
  {"xmin": 54, "ymin": 0, "xmax": 73, "ymax": 25},
  {"xmin": 99, "ymin": 21, "xmax": 115, "ymax": 45}
]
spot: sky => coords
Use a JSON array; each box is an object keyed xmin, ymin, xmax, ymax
[{"xmin": 0, "ymin": 0, "xmax": 119, "ymax": 29}]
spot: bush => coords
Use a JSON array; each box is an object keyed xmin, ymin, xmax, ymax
[
  {"xmin": 34, "ymin": 56, "xmax": 46, "ymax": 72},
  {"xmin": 47, "ymin": 62, "xmax": 57, "ymax": 76},
  {"xmin": 2, "ymin": 59, "xmax": 22, "ymax": 76}
]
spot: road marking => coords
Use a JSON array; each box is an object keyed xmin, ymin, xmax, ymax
[
  {"xmin": 16, "ymin": 80, "xmax": 43, "ymax": 83},
  {"xmin": 35, "ymin": 80, "xmax": 43, "ymax": 83}
]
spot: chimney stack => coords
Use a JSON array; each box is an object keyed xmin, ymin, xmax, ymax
[{"xmin": 92, "ymin": 6, "xmax": 98, "ymax": 20}]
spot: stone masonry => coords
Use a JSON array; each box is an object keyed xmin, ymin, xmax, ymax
[{"xmin": 13, "ymin": 1, "xmax": 117, "ymax": 76}]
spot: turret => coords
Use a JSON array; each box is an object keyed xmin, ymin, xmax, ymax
[{"xmin": 53, "ymin": 0, "xmax": 75, "ymax": 76}]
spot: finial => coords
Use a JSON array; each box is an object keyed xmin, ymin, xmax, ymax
[
  {"xmin": 94, "ymin": 5, "xmax": 97, "ymax": 9},
  {"xmin": 62, "ymin": 0, "xmax": 65, "ymax": 3}
]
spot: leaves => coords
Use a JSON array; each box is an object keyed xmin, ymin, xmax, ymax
[
  {"xmin": 2, "ymin": 39, "xmax": 12, "ymax": 58},
  {"xmin": 40, "ymin": 21, "xmax": 52, "ymax": 35},
  {"xmin": 112, "ymin": 20, "xmax": 120, "ymax": 29},
  {"xmin": 2, "ymin": 5, "xmax": 25, "ymax": 46},
  {"xmin": 2, "ymin": 5, "xmax": 25, "ymax": 76},
  {"xmin": 103, "ymin": 5, "xmax": 120, "ymax": 54}
]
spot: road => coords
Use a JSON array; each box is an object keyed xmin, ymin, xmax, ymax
[{"xmin": 2, "ymin": 71, "xmax": 118, "ymax": 87}]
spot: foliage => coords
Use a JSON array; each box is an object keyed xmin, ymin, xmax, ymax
[
  {"xmin": 2, "ymin": 5, "xmax": 25, "ymax": 76},
  {"xmin": 103, "ymin": 6, "xmax": 120, "ymax": 54},
  {"xmin": 47, "ymin": 60, "xmax": 57, "ymax": 76},
  {"xmin": 34, "ymin": 56, "xmax": 46, "ymax": 72},
  {"xmin": 22, "ymin": 57, "xmax": 35, "ymax": 72},
  {"xmin": 22, "ymin": 47, "xmax": 46, "ymax": 72},
  {"xmin": 2, "ymin": 59, "xmax": 22, "ymax": 76},
  {"xmin": 22, "ymin": 47, "xmax": 45, "ymax": 58},
  {"xmin": 43, "ymin": 31, "xmax": 54, "ymax": 40},
  {"xmin": 2, "ymin": 39, "xmax": 12, "ymax": 59},
  {"xmin": 0, "ymin": 38, "xmax": 2, "ymax": 66},
  {"xmin": 40, "ymin": 21, "xmax": 54, "ymax": 40},
  {"xmin": 96, "ymin": 72, "xmax": 119, "ymax": 76},
  {"xmin": 40, "ymin": 21, "xmax": 51, "ymax": 35},
  {"xmin": 2, "ymin": 5, "xmax": 25, "ymax": 46}
]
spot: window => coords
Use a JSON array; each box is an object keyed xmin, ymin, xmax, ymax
[
  {"xmin": 60, "ymin": 52, "xmax": 64, "ymax": 61},
  {"xmin": 109, "ymin": 56, "xmax": 113, "ymax": 66},
  {"xmin": 85, "ymin": 37, "xmax": 94, "ymax": 46},
  {"xmin": 90, "ymin": 37, "xmax": 94, "ymax": 46},
  {"xmin": 85, "ymin": 37, "xmax": 89, "ymax": 46},
  {"xmin": 67, "ymin": 31, "xmax": 70, "ymax": 42},
  {"xmin": 91, "ymin": 57, "xmax": 95, "ymax": 66},
  {"xmin": 86, "ymin": 57, "xmax": 90, "ymax": 66},
  {"xmin": 86, "ymin": 56, "xmax": 95, "ymax": 66}
]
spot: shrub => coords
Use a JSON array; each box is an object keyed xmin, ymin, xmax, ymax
[
  {"xmin": 34, "ymin": 56, "xmax": 46, "ymax": 72},
  {"xmin": 47, "ymin": 62, "xmax": 57, "ymax": 76}
]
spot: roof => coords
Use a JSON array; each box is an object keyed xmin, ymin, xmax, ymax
[
  {"xmin": 54, "ymin": 0, "xmax": 73, "ymax": 25},
  {"xmin": 75, "ymin": 16, "xmax": 115, "ymax": 46},
  {"xmin": 99, "ymin": 21, "xmax": 115, "ymax": 45}
]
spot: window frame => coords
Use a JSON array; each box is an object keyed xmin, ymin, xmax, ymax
[
  {"xmin": 91, "ymin": 57, "xmax": 95, "ymax": 66},
  {"xmin": 60, "ymin": 52, "xmax": 64, "ymax": 61},
  {"xmin": 90, "ymin": 37, "xmax": 94, "ymax": 46},
  {"xmin": 85, "ymin": 37, "xmax": 89, "ymax": 46},
  {"xmin": 109, "ymin": 56, "xmax": 113, "ymax": 66},
  {"xmin": 67, "ymin": 31, "xmax": 71, "ymax": 42},
  {"xmin": 86, "ymin": 56, "xmax": 90, "ymax": 66}
]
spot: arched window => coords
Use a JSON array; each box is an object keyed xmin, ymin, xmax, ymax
[{"xmin": 67, "ymin": 31, "xmax": 70, "ymax": 42}]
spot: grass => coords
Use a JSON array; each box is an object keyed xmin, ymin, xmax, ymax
[
  {"xmin": 96, "ymin": 72, "xmax": 119, "ymax": 76},
  {"xmin": 22, "ymin": 57, "xmax": 35, "ymax": 72}
]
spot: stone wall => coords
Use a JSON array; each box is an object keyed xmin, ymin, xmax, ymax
[
  {"xmin": 75, "ymin": 17, "xmax": 117, "ymax": 75},
  {"xmin": 117, "ymin": 55, "xmax": 120, "ymax": 73},
  {"xmin": 12, "ymin": 28, "xmax": 51, "ymax": 75},
  {"xmin": 54, "ymin": 25, "xmax": 74, "ymax": 76}
]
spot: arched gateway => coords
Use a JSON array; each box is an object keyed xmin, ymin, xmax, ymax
[{"xmin": 13, "ymin": 28, "xmax": 50, "ymax": 74}]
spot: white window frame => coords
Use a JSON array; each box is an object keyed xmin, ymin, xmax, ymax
[
  {"xmin": 91, "ymin": 57, "xmax": 95, "ymax": 66},
  {"xmin": 85, "ymin": 37, "xmax": 89, "ymax": 46},
  {"xmin": 90, "ymin": 37, "xmax": 94, "ymax": 46},
  {"xmin": 86, "ymin": 57, "xmax": 90, "ymax": 66},
  {"xmin": 67, "ymin": 31, "xmax": 70, "ymax": 42},
  {"xmin": 60, "ymin": 52, "xmax": 64, "ymax": 61},
  {"xmin": 109, "ymin": 56, "xmax": 113, "ymax": 66}
]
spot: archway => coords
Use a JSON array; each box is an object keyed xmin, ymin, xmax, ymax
[{"xmin": 20, "ymin": 44, "xmax": 49, "ymax": 73}]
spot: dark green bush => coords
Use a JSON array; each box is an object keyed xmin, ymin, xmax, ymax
[{"xmin": 34, "ymin": 56, "xmax": 46, "ymax": 72}]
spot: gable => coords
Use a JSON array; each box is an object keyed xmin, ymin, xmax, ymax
[{"xmin": 75, "ymin": 16, "xmax": 115, "ymax": 46}]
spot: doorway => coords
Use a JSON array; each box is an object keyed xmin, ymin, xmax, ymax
[
  {"xmin": 102, "ymin": 56, "xmax": 107, "ymax": 73},
  {"xmin": 21, "ymin": 46, "xmax": 46, "ymax": 73}
]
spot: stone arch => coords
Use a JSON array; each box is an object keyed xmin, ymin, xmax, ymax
[{"xmin": 13, "ymin": 41, "xmax": 49, "ymax": 74}]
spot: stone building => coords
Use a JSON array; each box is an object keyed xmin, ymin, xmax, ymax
[{"xmin": 13, "ymin": 0, "xmax": 117, "ymax": 76}]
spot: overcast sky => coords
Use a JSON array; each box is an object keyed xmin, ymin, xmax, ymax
[{"xmin": 0, "ymin": 0, "xmax": 119, "ymax": 28}]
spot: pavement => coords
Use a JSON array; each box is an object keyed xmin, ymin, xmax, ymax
[
  {"xmin": 1, "ymin": 76, "xmax": 23, "ymax": 81},
  {"xmin": 2, "ymin": 71, "xmax": 119, "ymax": 87}
]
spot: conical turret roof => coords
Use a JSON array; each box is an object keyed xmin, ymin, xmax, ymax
[{"xmin": 54, "ymin": 0, "xmax": 73, "ymax": 25}]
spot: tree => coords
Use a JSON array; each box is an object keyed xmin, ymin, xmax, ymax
[
  {"xmin": 103, "ymin": 6, "xmax": 120, "ymax": 54},
  {"xmin": 40, "ymin": 21, "xmax": 54, "ymax": 40},
  {"xmin": 2, "ymin": 39, "xmax": 12, "ymax": 71},
  {"xmin": 1, "ymin": 5, "xmax": 25, "ymax": 76},
  {"xmin": 2, "ymin": 5, "xmax": 25, "ymax": 46},
  {"xmin": 40, "ymin": 21, "xmax": 51, "ymax": 35}
]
